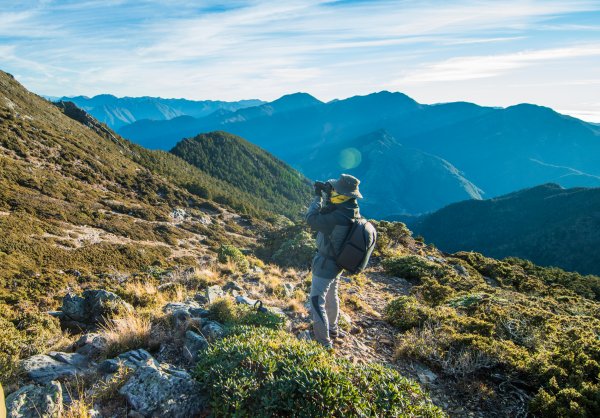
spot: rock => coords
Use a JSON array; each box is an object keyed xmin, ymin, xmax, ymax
[
  {"xmin": 252, "ymin": 266, "xmax": 264, "ymax": 274},
  {"xmin": 74, "ymin": 333, "xmax": 108, "ymax": 358},
  {"xmin": 83, "ymin": 289, "xmax": 132, "ymax": 324},
  {"xmin": 268, "ymin": 307, "xmax": 286, "ymax": 316},
  {"xmin": 416, "ymin": 365, "xmax": 438, "ymax": 384},
  {"xmin": 47, "ymin": 352, "xmax": 90, "ymax": 369},
  {"xmin": 5, "ymin": 381, "xmax": 63, "ymax": 418},
  {"xmin": 283, "ymin": 282, "xmax": 295, "ymax": 297},
  {"xmin": 453, "ymin": 264, "xmax": 469, "ymax": 277},
  {"xmin": 201, "ymin": 321, "xmax": 224, "ymax": 341},
  {"xmin": 119, "ymin": 366, "xmax": 205, "ymax": 417},
  {"xmin": 170, "ymin": 208, "xmax": 186, "ymax": 222},
  {"xmin": 183, "ymin": 331, "xmax": 208, "ymax": 363},
  {"xmin": 189, "ymin": 307, "xmax": 210, "ymax": 318},
  {"xmin": 20, "ymin": 353, "xmax": 85, "ymax": 384},
  {"xmin": 235, "ymin": 295, "xmax": 257, "ymax": 306},
  {"xmin": 223, "ymin": 281, "xmax": 243, "ymax": 292},
  {"xmin": 206, "ymin": 285, "xmax": 224, "ymax": 303},
  {"xmin": 163, "ymin": 301, "xmax": 203, "ymax": 327},
  {"xmin": 60, "ymin": 289, "xmax": 132, "ymax": 331},
  {"xmin": 157, "ymin": 282, "xmax": 177, "ymax": 292},
  {"xmin": 98, "ymin": 348, "xmax": 159, "ymax": 374}
]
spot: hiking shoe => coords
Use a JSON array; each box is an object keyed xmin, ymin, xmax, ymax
[{"xmin": 329, "ymin": 329, "xmax": 348, "ymax": 340}]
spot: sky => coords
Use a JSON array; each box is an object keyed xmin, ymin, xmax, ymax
[{"xmin": 1, "ymin": 0, "xmax": 600, "ymax": 121}]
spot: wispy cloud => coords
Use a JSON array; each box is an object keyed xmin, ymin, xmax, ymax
[
  {"xmin": 1, "ymin": 0, "xmax": 599, "ymax": 120},
  {"xmin": 397, "ymin": 45, "xmax": 600, "ymax": 83}
]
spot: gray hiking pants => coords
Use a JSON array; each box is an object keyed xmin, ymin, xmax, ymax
[{"xmin": 310, "ymin": 274, "xmax": 340, "ymax": 347}]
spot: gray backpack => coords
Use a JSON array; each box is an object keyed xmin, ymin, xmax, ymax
[{"xmin": 333, "ymin": 218, "xmax": 377, "ymax": 274}]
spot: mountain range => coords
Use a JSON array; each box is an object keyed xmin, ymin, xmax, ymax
[
  {"xmin": 117, "ymin": 91, "xmax": 600, "ymax": 217},
  {"xmin": 409, "ymin": 183, "xmax": 600, "ymax": 275},
  {"xmin": 53, "ymin": 94, "xmax": 264, "ymax": 130}
]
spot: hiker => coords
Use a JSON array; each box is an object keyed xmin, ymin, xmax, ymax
[{"xmin": 305, "ymin": 174, "xmax": 363, "ymax": 349}]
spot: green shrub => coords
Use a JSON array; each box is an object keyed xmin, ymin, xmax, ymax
[
  {"xmin": 208, "ymin": 298, "xmax": 285, "ymax": 330},
  {"xmin": 272, "ymin": 230, "xmax": 315, "ymax": 268},
  {"xmin": 217, "ymin": 244, "xmax": 250, "ymax": 273},
  {"xmin": 382, "ymin": 255, "xmax": 444, "ymax": 281},
  {"xmin": 194, "ymin": 326, "xmax": 444, "ymax": 417},
  {"xmin": 384, "ymin": 296, "xmax": 455, "ymax": 331}
]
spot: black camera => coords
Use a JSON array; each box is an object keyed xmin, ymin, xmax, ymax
[{"xmin": 314, "ymin": 181, "xmax": 333, "ymax": 196}]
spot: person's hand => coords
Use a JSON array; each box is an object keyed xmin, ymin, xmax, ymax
[{"xmin": 314, "ymin": 181, "xmax": 325, "ymax": 196}]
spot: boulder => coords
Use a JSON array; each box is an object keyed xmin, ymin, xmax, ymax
[
  {"xmin": 119, "ymin": 365, "xmax": 205, "ymax": 417},
  {"xmin": 283, "ymin": 283, "xmax": 295, "ymax": 297},
  {"xmin": 60, "ymin": 289, "xmax": 132, "ymax": 331},
  {"xmin": 223, "ymin": 281, "xmax": 243, "ymax": 292},
  {"xmin": 206, "ymin": 285, "xmax": 224, "ymax": 303},
  {"xmin": 98, "ymin": 348, "xmax": 159, "ymax": 374},
  {"xmin": 183, "ymin": 330, "xmax": 208, "ymax": 363},
  {"xmin": 20, "ymin": 352, "xmax": 89, "ymax": 384},
  {"xmin": 235, "ymin": 295, "xmax": 257, "ymax": 306},
  {"xmin": 74, "ymin": 333, "xmax": 109, "ymax": 358},
  {"xmin": 5, "ymin": 381, "xmax": 63, "ymax": 418},
  {"xmin": 201, "ymin": 321, "xmax": 224, "ymax": 341},
  {"xmin": 163, "ymin": 301, "xmax": 204, "ymax": 328}
]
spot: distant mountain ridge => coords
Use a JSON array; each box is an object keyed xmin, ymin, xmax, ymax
[
  {"xmin": 410, "ymin": 183, "xmax": 600, "ymax": 275},
  {"xmin": 118, "ymin": 90, "xmax": 600, "ymax": 217},
  {"xmin": 54, "ymin": 94, "xmax": 264, "ymax": 130}
]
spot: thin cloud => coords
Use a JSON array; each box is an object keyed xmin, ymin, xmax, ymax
[{"xmin": 397, "ymin": 45, "xmax": 600, "ymax": 83}]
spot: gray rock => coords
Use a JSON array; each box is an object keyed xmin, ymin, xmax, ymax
[
  {"xmin": 83, "ymin": 289, "xmax": 132, "ymax": 324},
  {"xmin": 252, "ymin": 266, "xmax": 264, "ymax": 274},
  {"xmin": 189, "ymin": 307, "xmax": 210, "ymax": 318},
  {"xmin": 170, "ymin": 208, "xmax": 187, "ymax": 222},
  {"xmin": 223, "ymin": 281, "xmax": 243, "ymax": 292},
  {"xmin": 119, "ymin": 365, "xmax": 205, "ymax": 417},
  {"xmin": 60, "ymin": 289, "xmax": 132, "ymax": 331},
  {"xmin": 235, "ymin": 295, "xmax": 257, "ymax": 306},
  {"xmin": 453, "ymin": 264, "xmax": 469, "ymax": 277},
  {"xmin": 163, "ymin": 301, "xmax": 202, "ymax": 327},
  {"xmin": 206, "ymin": 285, "xmax": 224, "ymax": 303},
  {"xmin": 47, "ymin": 352, "xmax": 90, "ymax": 369},
  {"xmin": 20, "ymin": 354, "xmax": 83, "ymax": 384},
  {"xmin": 61, "ymin": 293, "xmax": 87, "ymax": 323},
  {"xmin": 98, "ymin": 348, "xmax": 159, "ymax": 374},
  {"xmin": 74, "ymin": 333, "xmax": 108, "ymax": 358},
  {"xmin": 5, "ymin": 381, "xmax": 63, "ymax": 418},
  {"xmin": 183, "ymin": 331, "xmax": 208, "ymax": 363},
  {"xmin": 283, "ymin": 282, "xmax": 295, "ymax": 297},
  {"xmin": 201, "ymin": 321, "xmax": 225, "ymax": 341},
  {"xmin": 297, "ymin": 330, "xmax": 312, "ymax": 341}
]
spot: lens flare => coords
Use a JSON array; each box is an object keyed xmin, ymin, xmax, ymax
[{"xmin": 338, "ymin": 148, "xmax": 362, "ymax": 169}]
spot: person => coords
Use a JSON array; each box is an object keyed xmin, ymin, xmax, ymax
[{"xmin": 305, "ymin": 174, "xmax": 362, "ymax": 349}]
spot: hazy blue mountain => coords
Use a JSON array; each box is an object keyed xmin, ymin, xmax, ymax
[
  {"xmin": 118, "ymin": 90, "xmax": 600, "ymax": 215},
  {"xmin": 56, "ymin": 94, "xmax": 264, "ymax": 130},
  {"xmin": 411, "ymin": 183, "xmax": 600, "ymax": 275},
  {"xmin": 298, "ymin": 130, "xmax": 483, "ymax": 218}
]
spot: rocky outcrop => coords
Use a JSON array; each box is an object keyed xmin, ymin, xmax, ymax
[
  {"xmin": 183, "ymin": 330, "xmax": 208, "ymax": 363},
  {"xmin": 20, "ymin": 352, "xmax": 90, "ymax": 384},
  {"xmin": 5, "ymin": 381, "xmax": 63, "ymax": 418},
  {"xmin": 57, "ymin": 289, "xmax": 132, "ymax": 331},
  {"xmin": 119, "ymin": 365, "xmax": 205, "ymax": 417}
]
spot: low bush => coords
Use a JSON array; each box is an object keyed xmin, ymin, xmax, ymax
[
  {"xmin": 272, "ymin": 230, "xmax": 315, "ymax": 268},
  {"xmin": 382, "ymin": 255, "xmax": 444, "ymax": 281},
  {"xmin": 217, "ymin": 244, "xmax": 249, "ymax": 273},
  {"xmin": 208, "ymin": 298, "xmax": 285, "ymax": 330},
  {"xmin": 194, "ymin": 326, "xmax": 444, "ymax": 417}
]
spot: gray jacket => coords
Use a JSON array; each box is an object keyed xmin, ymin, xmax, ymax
[{"xmin": 305, "ymin": 196, "xmax": 360, "ymax": 279}]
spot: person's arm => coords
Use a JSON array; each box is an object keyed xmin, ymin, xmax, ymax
[{"xmin": 305, "ymin": 197, "xmax": 338, "ymax": 233}]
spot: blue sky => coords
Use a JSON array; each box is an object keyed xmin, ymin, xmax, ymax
[{"xmin": 1, "ymin": 0, "xmax": 600, "ymax": 121}]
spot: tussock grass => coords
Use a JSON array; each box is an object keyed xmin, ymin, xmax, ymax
[{"xmin": 98, "ymin": 310, "xmax": 152, "ymax": 358}]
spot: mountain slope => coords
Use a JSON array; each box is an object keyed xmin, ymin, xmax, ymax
[
  {"xmin": 299, "ymin": 130, "xmax": 482, "ymax": 217},
  {"xmin": 56, "ymin": 94, "xmax": 264, "ymax": 130},
  {"xmin": 170, "ymin": 131, "xmax": 311, "ymax": 218},
  {"xmin": 411, "ymin": 183, "xmax": 600, "ymax": 275}
]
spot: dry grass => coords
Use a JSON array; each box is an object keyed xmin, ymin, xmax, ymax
[
  {"xmin": 98, "ymin": 310, "xmax": 152, "ymax": 358},
  {"xmin": 286, "ymin": 298, "xmax": 308, "ymax": 314}
]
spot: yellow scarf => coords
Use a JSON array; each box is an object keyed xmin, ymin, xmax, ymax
[{"xmin": 330, "ymin": 191, "xmax": 352, "ymax": 204}]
